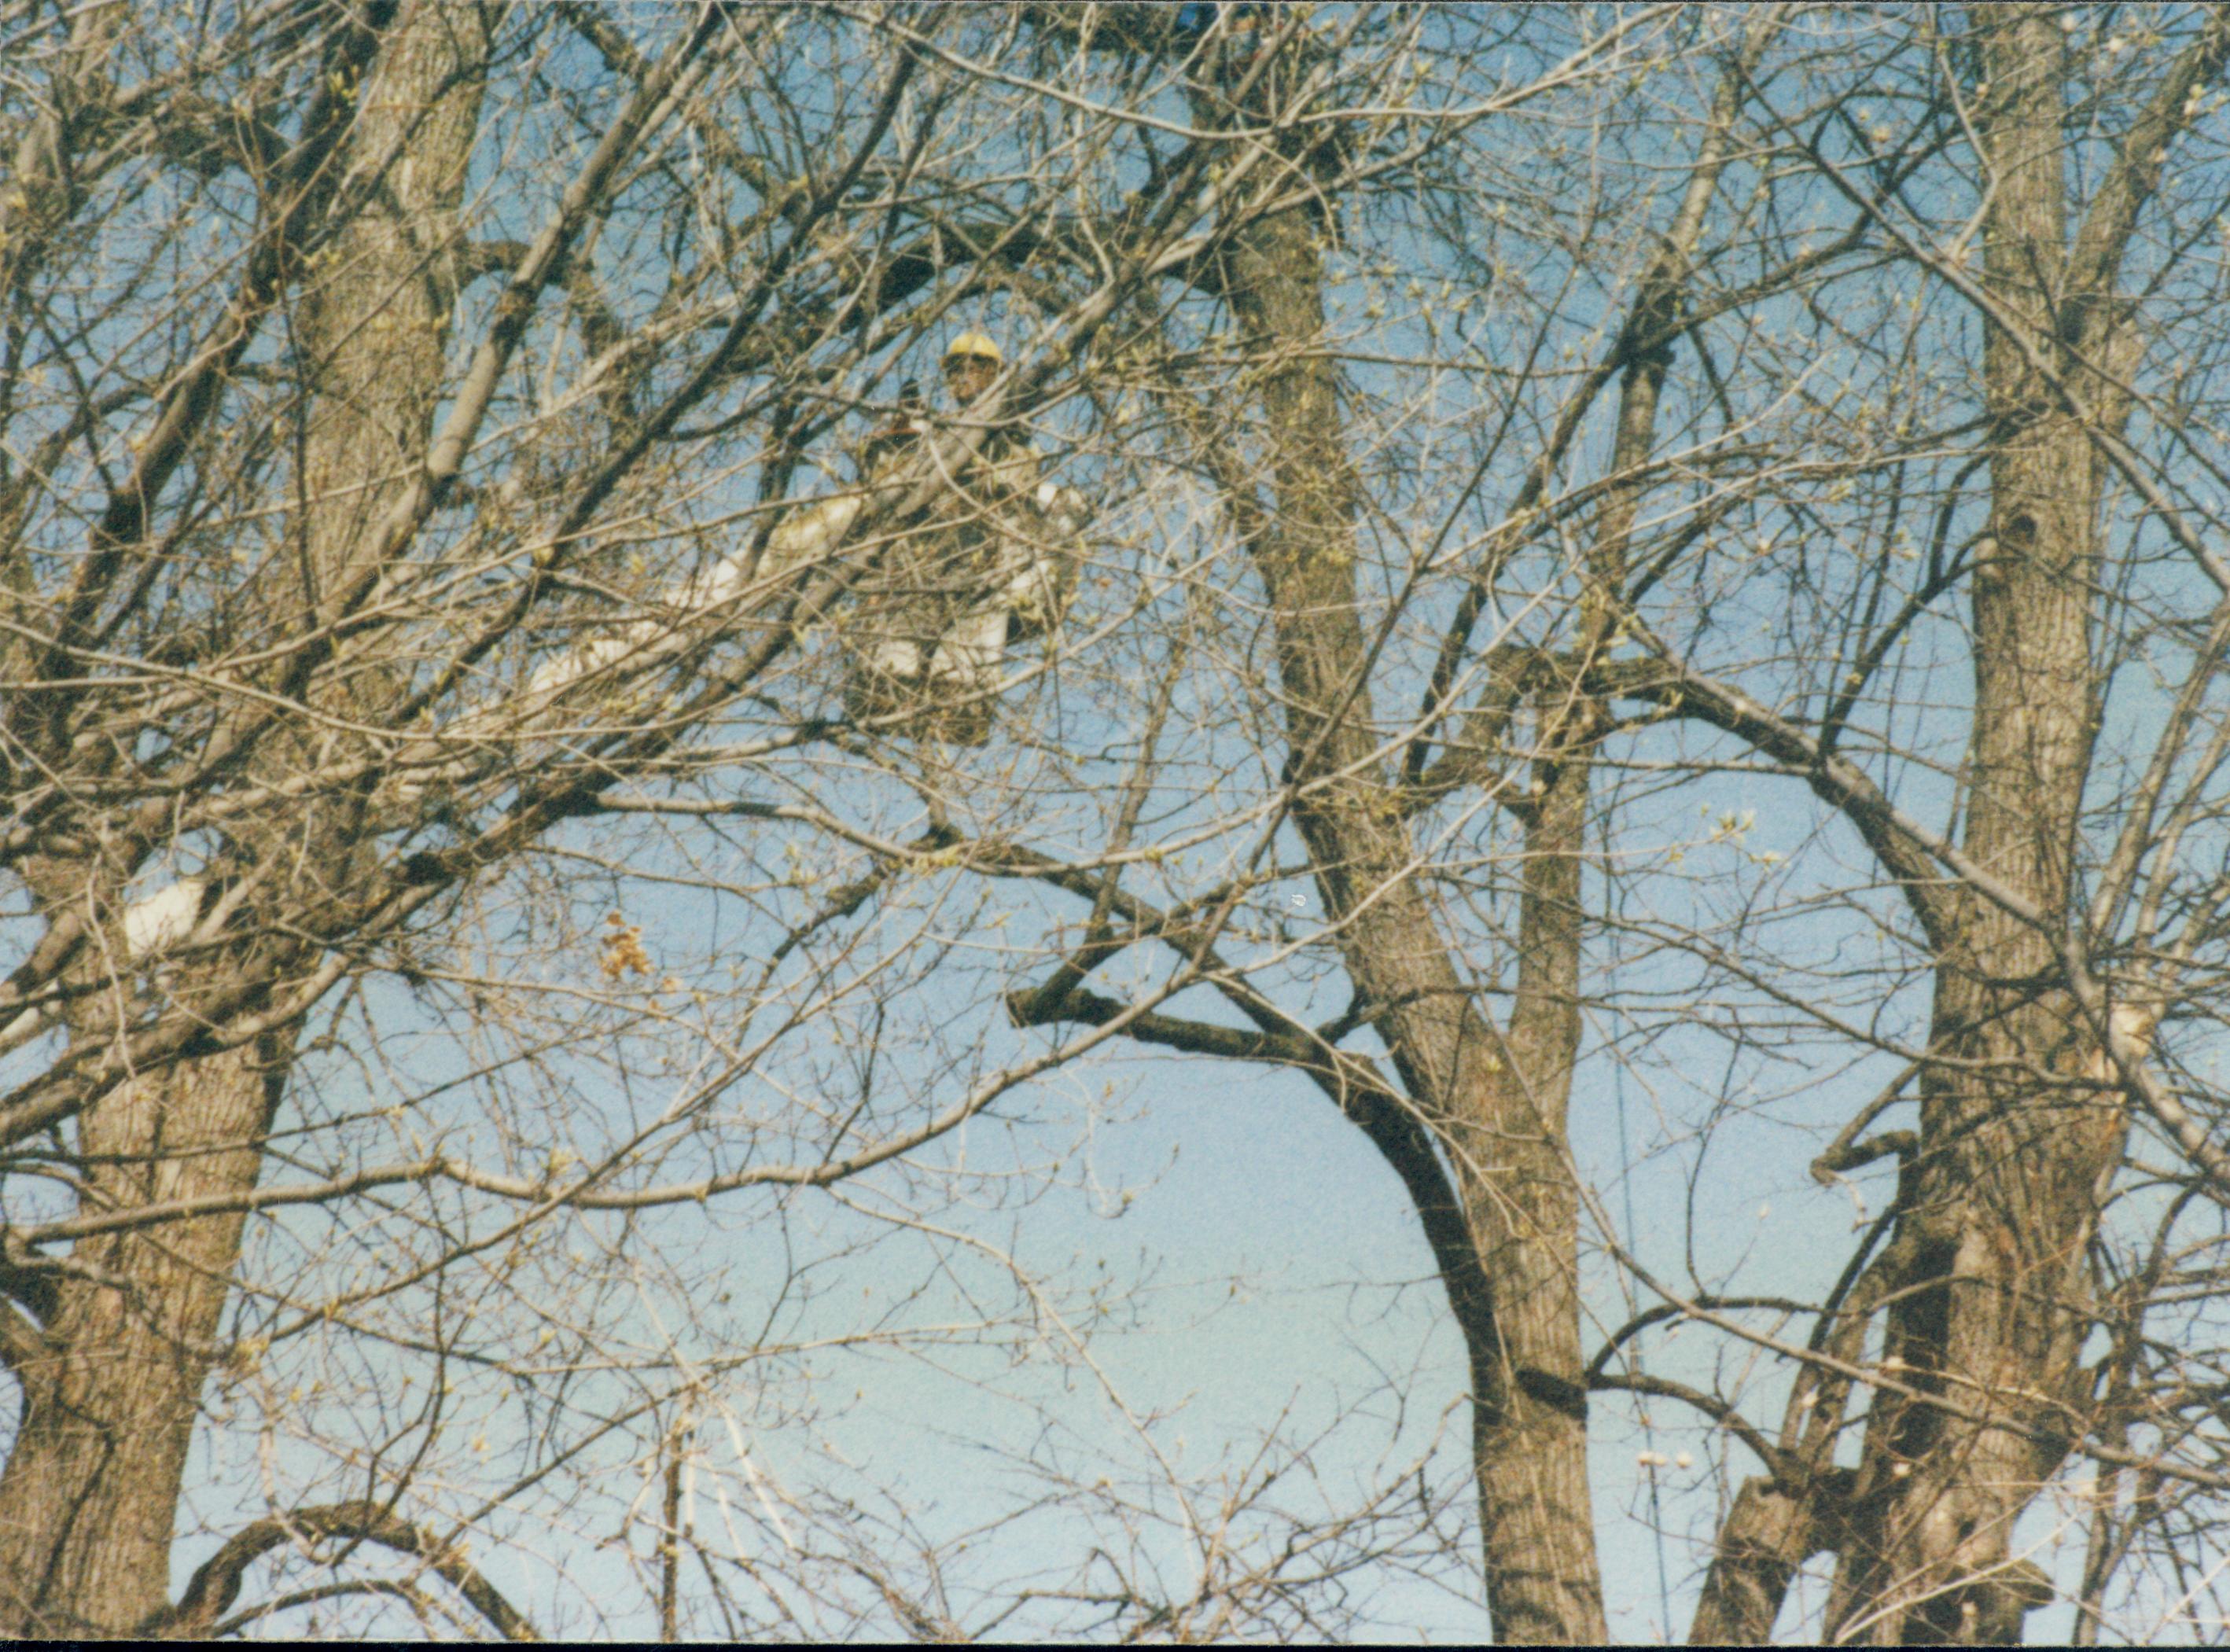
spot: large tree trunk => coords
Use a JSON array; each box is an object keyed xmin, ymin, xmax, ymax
[
  {"xmin": 0, "ymin": 7, "xmax": 484, "ymax": 1632},
  {"xmin": 1687, "ymin": 8, "xmax": 2230, "ymax": 1642},
  {"xmin": 1823, "ymin": 9, "xmax": 2125, "ymax": 1642},
  {"xmin": 1205, "ymin": 14, "xmax": 1767, "ymax": 1629},
  {"xmin": 0, "ymin": 1038, "xmax": 290, "ymax": 1635},
  {"xmin": 1218, "ymin": 151, "xmax": 1606, "ymax": 1649}
]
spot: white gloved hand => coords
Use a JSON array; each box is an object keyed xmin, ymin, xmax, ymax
[{"xmin": 1035, "ymin": 480, "xmax": 1094, "ymax": 532}]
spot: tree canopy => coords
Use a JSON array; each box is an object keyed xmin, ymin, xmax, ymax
[{"xmin": 9, "ymin": 2, "xmax": 2230, "ymax": 1642}]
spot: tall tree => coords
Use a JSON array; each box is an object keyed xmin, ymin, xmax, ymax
[
  {"xmin": 0, "ymin": 2, "xmax": 493, "ymax": 1624},
  {"xmin": 1008, "ymin": 4, "xmax": 1806, "ymax": 1639},
  {"xmin": 1824, "ymin": 7, "xmax": 2230, "ymax": 1640},
  {"xmin": 1680, "ymin": 8, "xmax": 2230, "ymax": 1640}
]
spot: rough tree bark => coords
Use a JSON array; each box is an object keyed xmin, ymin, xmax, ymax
[
  {"xmin": 1686, "ymin": 6, "xmax": 2230, "ymax": 1643},
  {"xmin": 0, "ymin": 6, "xmax": 486, "ymax": 1633},
  {"xmin": 1168, "ymin": 13, "xmax": 1773, "ymax": 1635},
  {"xmin": 1205, "ymin": 41, "xmax": 1610, "ymax": 1638},
  {"xmin": 1822, "ymin": 13, "xmax": 2129, "ymax": 1639},
  {"xmin": 1221, "ymin": 212, "xmax": 1603, "ymax": 1650}
]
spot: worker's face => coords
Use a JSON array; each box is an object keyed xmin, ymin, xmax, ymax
[{"xmin": 945, "ymin": 355, "xmax": 996, "ymax": 406}]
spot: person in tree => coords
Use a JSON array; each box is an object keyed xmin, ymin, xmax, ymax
[{"xmin": 842, "ymin": 332, "xmax": 1088, "ymax": 745}]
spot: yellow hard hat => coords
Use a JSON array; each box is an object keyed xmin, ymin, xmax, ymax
[{"xmin": 943, "ymin": 331, "xmax": 1003, "ymax": 368}]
